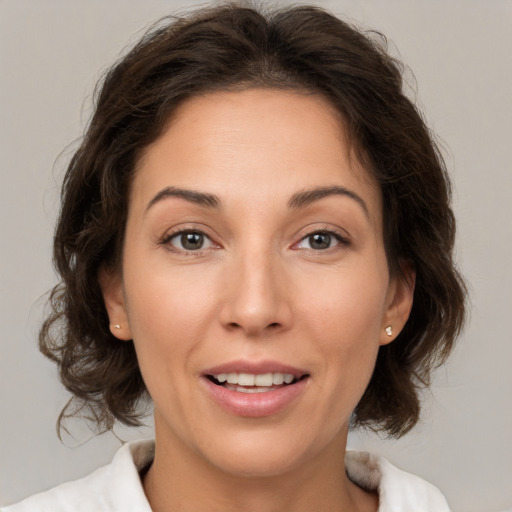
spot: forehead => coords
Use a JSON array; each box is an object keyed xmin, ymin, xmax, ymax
[{"xmin": 133, "ymin": 88, "xmax": 381, "ymax": 224}]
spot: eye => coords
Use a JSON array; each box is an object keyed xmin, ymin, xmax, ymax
[
  {"xmin": 166, "ymin": 230, "xmax": 213, "ymax": 251},
  {"xmin": 296, "ymin": 231, "xmax": 347, "ymax": 250}
]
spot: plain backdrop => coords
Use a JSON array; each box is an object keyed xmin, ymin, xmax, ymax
[{"xmin": 1, "ymin": 1, "xmax": 511, "ymax": 511}]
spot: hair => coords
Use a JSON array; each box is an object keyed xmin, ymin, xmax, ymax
[{"xmin": 41, "ymin": 1, "xmax": 466, "ymax": 438}]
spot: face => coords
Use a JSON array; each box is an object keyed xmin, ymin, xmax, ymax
[{"xmin": 103, "ymin": 89, "xmax": 413, "ymax": 478}]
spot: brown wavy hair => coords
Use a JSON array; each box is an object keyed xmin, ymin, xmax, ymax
[{"xmin": 41, "ymin": 2, "xmax": 467, "ymax": 438}]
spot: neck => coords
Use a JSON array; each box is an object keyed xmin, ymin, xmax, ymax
[{"xmin": 143, "ymin": 426, "xmax": 377, "ymax": 512}]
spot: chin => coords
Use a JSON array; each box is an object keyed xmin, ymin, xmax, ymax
[
  {"xmin": 198, "ymin": 427, "xmax": 337, "ymax": 479},
  {"xmin": 210, "ymin": 448, "xmax": 304, "ymax": 479}
]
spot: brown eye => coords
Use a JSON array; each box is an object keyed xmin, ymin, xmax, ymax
[
  {"xmin": 181, "ymin": 232, "xmax": 204, "ymax": 250},
  {"xmin": 168, "ymin": 231, "xmax": 212, "ymax": 251},
  {"xmin": 308, "ymin": 233, "xmax": 332, "ymax": 250},
  {"xmin": 296, "ymin": 231, "xmax": 348, "ymax": 251}
]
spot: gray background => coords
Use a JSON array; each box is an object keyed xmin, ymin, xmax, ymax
[{"xmin": 1, "ymin": 1, "xmax": 511, "ymax": 511}]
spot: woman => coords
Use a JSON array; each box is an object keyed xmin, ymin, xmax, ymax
[{"xmin": 3, "ymin": 3, "xmax": 466, "ymax": 511}]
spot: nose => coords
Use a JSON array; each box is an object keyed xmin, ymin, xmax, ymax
[{"xmin": 219, "ymin": 248, "xmax": 293, "ymax": 337}]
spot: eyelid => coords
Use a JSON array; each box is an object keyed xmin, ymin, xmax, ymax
[
  {"xmin": 159, "ymin": 224, "xmax": 221, "ymax": 253},
  {"xmin": 291, "ymin": 225, "xmax": 351, "ymax": 250}
]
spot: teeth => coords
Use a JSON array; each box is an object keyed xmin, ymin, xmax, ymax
[
  {"xmin": 233, "ymin": 386, "xmax": 273, "ymax": 394},
  {"xmin": 255, "ymin": 373, "xmax": 273, "ymax": 386},
  {"xmin": 238, "ymin": 373, "xmax": 255, "ymax": 386},
  {"xmin": 272, "ymin": 373, "xmax": 284, "ymax": 385},
  {"xmin": 213, "ymin": 372, "xmax": 296, "ymax": 386}
]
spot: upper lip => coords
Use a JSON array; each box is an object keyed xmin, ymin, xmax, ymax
[{"xmin": 203, "ymin": 360, "xmax": 308, "ymax": 379}]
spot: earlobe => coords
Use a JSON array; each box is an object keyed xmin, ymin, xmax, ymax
[
  {"xmin": 99, "ymin": 267, "xmax": 132, "ymax": 341},
  {"xmin": 380, "ymin": 264, "xmax": 415, "ymax": 346}
]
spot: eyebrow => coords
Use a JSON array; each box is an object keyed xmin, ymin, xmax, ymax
[
  {"xmin": 288, "ymin": 186, "xmax": 369, "ymax": 217},
  {"xmin": 145, "ymin": 184, "xmax": 369, "ymax": 217},
  {"xmin": 145, "ymin": 186, "xmax": 221, "ymax": 212}
]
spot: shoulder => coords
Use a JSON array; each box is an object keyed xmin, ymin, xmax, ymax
[
  {"xmin": 1, "ymin": 440, "xmax": 155, "ymax": 512},
  {"xmin": 345, "ymin": 451, "xmax": 451, "ymax": 512}
]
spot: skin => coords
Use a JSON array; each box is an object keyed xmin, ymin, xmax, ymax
[{"xmin": 102, "ymin": 89, "xmax": 414, "ymax": 512}]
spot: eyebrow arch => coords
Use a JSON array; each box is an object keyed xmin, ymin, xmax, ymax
[
  {"xmin": 145, "ymin": 186, "xmax": 221, "ymax": 213},
  {"xmin": 288, "ymin": 186, "xmax": 369, "ymax": 217}
]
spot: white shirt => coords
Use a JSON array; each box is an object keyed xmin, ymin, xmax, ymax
[{"xmin": 2, "ymin": 439, "xmax": 451, "ymax": 511}]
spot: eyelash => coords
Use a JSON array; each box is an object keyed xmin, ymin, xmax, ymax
[
  {"xmin": 159, "ymin": 227, "xmax": 350, "ymax": 254},
  {"xmin": 293, "ymin": 229, "xmax": 350, "ymax": 252},
  {"xmin": 160, "ymin": 228, "xmax": 217, "ymax": 254}
]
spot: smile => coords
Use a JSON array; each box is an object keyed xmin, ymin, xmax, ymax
[
  {"xmin": 211, "ymin": 372, "xmax": 295, "ymax": 390},
  {"xmin": 203, "ymin": 364, "xmax": 309, "ymax": 417},
  {"xmin": 208, "ymin": 372, "xmax": 304, "ymax": 394}
]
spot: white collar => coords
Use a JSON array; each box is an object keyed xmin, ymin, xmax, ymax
[{"xmin": 4, "ymin": 439, "xmax": 450, "ymax": 511}]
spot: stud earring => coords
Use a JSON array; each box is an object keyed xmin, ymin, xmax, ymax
[
  {"xmin": 385, "ymin": 325, "xmax": 393, "ymax": 337},
  {"xmin": 112, "ymin": 324, "xmax": 121, "ymax": 330}
]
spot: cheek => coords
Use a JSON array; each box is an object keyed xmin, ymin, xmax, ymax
[
  {"xmin": 297, "ymin": 262, "xmax": 388, "ymax": 388},
  {"xmin": 298, "ymin": 262, "xmax": 388, "ymax": 340},
  {"xmin": 124, "ymin": 244, "xmax": 214, "ymax": 326},
  {"xmin": 121, "ymin": 253, "xmax": 218, "ymax": 379}
]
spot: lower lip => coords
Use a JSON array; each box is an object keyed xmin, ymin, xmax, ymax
[{"xmin": 202, "ymin": 377, "xmax": 309, "ymax": 417}]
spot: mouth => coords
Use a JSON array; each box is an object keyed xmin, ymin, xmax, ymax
[
  {"xmin": 202, "ymin": 361, "xmax": 310, "ymax": 416},
  {"xmin": 207, "ymin": 372, "xmax": 309, "ymax": 394}
]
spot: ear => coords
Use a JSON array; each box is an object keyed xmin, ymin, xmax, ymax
[
  {"xmin": 99, "ymin": 267, "xmax": 132, "ymax": 341},
  {"xmin": 380, "ymin": 262, "xmax": 415, "ymax": 346}
]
